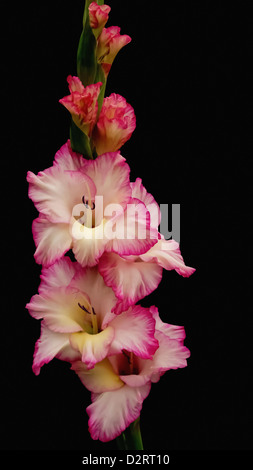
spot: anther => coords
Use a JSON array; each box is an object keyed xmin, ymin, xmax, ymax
[
  {"xmin": 122, "ymin": 350, "xmax": 131, "ymax": 365},
  {"xmin": 82, "ymin": 195, "xmax": 89, "ymax": 208},
  {"xmin": 82, "ymin": 195, "xmax": 95, "ymax": 210},
  {"xmin": 78, "ymin": 302, "xmax": 91, "ymax": 314}
]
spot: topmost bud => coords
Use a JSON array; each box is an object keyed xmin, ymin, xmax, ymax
[{"xmin": 89, "ymin": 2, "xmax": 111, "ymax": 38}]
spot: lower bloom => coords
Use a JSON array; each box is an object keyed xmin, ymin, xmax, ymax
[
  {"xmin": 26, "ymin": 257, "xmax": 158, "ymax": 374},
  {"xmin": 72, "ymin": 306, "xmax": 190, "ymax": 442}
]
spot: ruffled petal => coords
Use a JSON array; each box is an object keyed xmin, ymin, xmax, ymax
[
  {"xmin": 98, "ymin": 252, "xmax": 163, "ymax": 314},
  {"xmin": 79, "ymin": 151, "xmax": 131, "ymax": 209},
  {"xmin": 70, "ymin": 327, "xmax": 114, "ymax": 369},
  {"xmin": 106, "ymin": 198, "xmax": 158, "ymax": 257},
  {"xmin": 140, "ymin": 239, "xmax": 196, "ymax": 277},
  {"xmin": 108, "ymin": 305, "xmax": 158, "ymax": 358},
  {"xmin": 119, "ymin": 374, "xmax": 150, "ymax": 388},
  {"xmin": 150, "ymin": 305, "xmax": 186, "ymax": 340},
  {"xmin": 26, "ymin": 286, "xmax": 92, "ymax": 333},
  {"xmin": 87, "ymin": 382, "xmax": 151, "ymax": 442},
  {"xmin": 131, "ymin": 178, "xmax": 161, "ymax": 228},
  {"xmin": 27, "ymin": 166, "xmax": 96, "ymax": 224},
  {"xmin": 38, "ymin": 256, "xmax": 79, "ymax": 294},
  {"xmin": 32, "ymin": 322, "xmax": 79, "ymax": 375},
  {"xmin": 53, "ymin": 140, "xmax": 84, "ymax": 171},
  {"xmin": 71, "ymin": 358, "xmax": 124, "ymax": 393},
  {"xmin": 32, "ymin": 216, "xmax": 72, "ymax": 267},
  {"xmin": 71, "ymin": 220, "xmax": 108, "ymax": 267},
  {"xmin": 138, "ymin": 330, "xmax": 190, "ymax": 383}
]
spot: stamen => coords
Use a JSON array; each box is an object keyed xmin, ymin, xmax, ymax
[
  {"xmin": 78, "ymin": 302, "xmax": 91, "ymax": 314},
  {"xmin": 82, "ymin": 195, "xmax": 95, "ymax": 210},
  {"xmin": 91, "ymin": 307, "xmax": 98, "ymax": 335},
  {"xmin": 77, "ymin": 301, "xmax": 98, "ymax": 335}
]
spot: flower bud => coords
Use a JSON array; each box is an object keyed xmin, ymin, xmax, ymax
[
  {"xmin": 88, "ymin": 2, "xmax": 111, "ymax": 38},
  {"xmin": 97, "ymin": 26, "xmax": 132, "ymax": 77},
  {"xmin": 59, "ymin": 76, "xmax": 102, "ymax": 136},
  {"xmin": 92, "ymin": 93, "xmax": 136, "ymax": 154}
]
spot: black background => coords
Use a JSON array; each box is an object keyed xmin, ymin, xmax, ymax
[{"xmin": 1, "ymin": 0, "xmax": 252, "ymax": 452}]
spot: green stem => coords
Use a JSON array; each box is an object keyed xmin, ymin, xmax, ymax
[
  {"xmin": 116, "ymin": 418, "xmax": 144, "ymax": 450},
  {"xmin": 116, "ymin": 432, "xmax": 127, "ymax": 450}
]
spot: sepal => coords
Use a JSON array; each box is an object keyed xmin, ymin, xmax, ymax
[
  {"xmin": 77, "ymin": 17, "xmax": 97, "ymax": 87},
  {"xmin": 70, "ymin": 120, "xmax": 93, "ymax": 158},
  {"xmin": 78, "ymin": 1, "xmax": 106, "ymax": 86}
]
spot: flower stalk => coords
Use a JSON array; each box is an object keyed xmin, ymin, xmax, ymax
[
  {"xmin": 116, "ymin": 418, "xmax": 143, "ymax": 450},
  {"xmin": 26, "ymin": 0, "xmax": 195, "ymax": 450}
]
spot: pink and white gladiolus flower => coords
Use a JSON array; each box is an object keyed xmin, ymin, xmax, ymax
[
  {"xmin": 72, "ymin": 305, "xmax": 190, "ymax": 442},
  {"xmin": 99, "ymin": 177, "xmax": 196, "ymax": 314},
  {"xmin": 59, "ymin": 76, "xmax": 102, "ymax": 135},
  {"xmin": 93, "ymin": 93, "xmax": 136, "ymax": 155},
  {"xmin": 27, "ymin": 141, "xmax": 157, "ymax": 267},
  {"xmin": 97, "ymin": 26, "xmax": 132, "ymax": 77},
  {"xmin": 25, "ymin": 0, "xmax": 195, "ymax": 450},
  {"xmin": 26, "ymin": 257, "xmax": 159, "ymax": 374},
  {"xmin": 88, "ymin": 2, "xmax": 111, "ymax": 38}
]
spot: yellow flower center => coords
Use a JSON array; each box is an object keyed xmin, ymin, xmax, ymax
[{"xmin": 77, "ymin": 295, "xmax": 98, "ymax": 335}]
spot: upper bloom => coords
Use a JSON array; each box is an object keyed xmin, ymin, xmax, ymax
[
  {"xmin": 59, "ymin": 76, "xmax": 102, "ymax": 135},
  {"xmin": 97, "ymin": 26, "xmax": 132, "ymax": 77},
  {"xmin": 26, "ymin": 257, "xmax": 159, "ymax": 374},
  {"xmin": 72, "ymin": 305, "xmax": 190, "ymax": 442},
  {"xmin": 88, "ymin": 2, "xmax": 111, "ymax": 38},
  {"xmin": 27, "ymin": 141, "xmax": 157, "ymax": 267},
  {"xmin": 98, "ymin": 178, "xmax": 196, "ymax": 314},
  {"xmin": 93, "ymin": 93, "xmax": 136, "ymax": 155}
]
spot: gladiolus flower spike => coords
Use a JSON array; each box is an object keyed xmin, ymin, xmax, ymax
[{"xmin": 26, "ymin": 0, "xmax": 195, "ymax": 450}]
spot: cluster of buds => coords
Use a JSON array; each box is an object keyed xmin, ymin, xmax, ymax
[{"xmin": 59, "ymin": 1, "xmax": 133, "ymax": 159}]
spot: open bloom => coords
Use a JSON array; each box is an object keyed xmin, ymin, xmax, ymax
[
  {"xmin": 97, "ymin": 26, "xmax": 131, "ymax": 77},
  {"xmin": 72, "ymin": 305, "xmax": 190, "ymax": 442},
  {"xmin": 26, "ymin": 257, "xmax": 159, "ymax": 374},
  {"xmin": 27, "ymin": 141, "xmax": 157, "ymax": 267},
  {"xmin": 98, "ymin": 177, "xmax": 196, "ymax": 314},
  {"xmin": 59, "ymin": 76, "xmax": 102, "ymax": 135},
  {"xmin": 88, "ymin": 2, "xmax": 111, "ymax": 38},
  {"xmin": 93, "ymin": 93, "xmax": 136, "ymax": 155}
]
